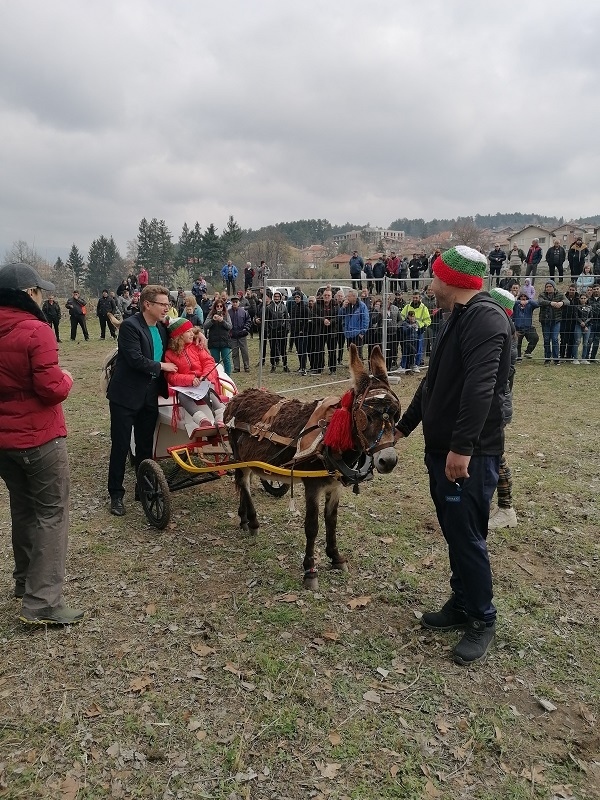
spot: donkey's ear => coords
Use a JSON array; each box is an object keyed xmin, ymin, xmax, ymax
[
  {"xmin": 369, "ymin": 345, "xmax": 388, "ymax": 382},
  {"xmin": 348, "ymin": 343, "xmax": 369, "ymax": 389}
]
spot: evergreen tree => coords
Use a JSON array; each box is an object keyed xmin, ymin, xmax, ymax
[
  {"xmin": 200, "ymin": 223, "xmax": 223, "ymax": 277},
  {"xmin": 175, "ymin": 222, "xmax": 192, "ymax": 270},
  {"xmin": 220, "ymin": 215, "xmax": 243, "ymax": 258},
  {"xmin": 87, "ymin": 235, "xmax": 120, "ymax": 296},
  {"xmin": 67, "ymin": 244, "xmax": 86, "ymax": 288},
  {"xmin": 136, "ymin": 217, "xmax": 174, "ymax": 284},
  {"xmin": 51, "ymin": 256, "xmax": 72, "ymax": 296}
]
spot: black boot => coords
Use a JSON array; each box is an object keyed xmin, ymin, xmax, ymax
[
  {"xmin": 110, "ymin": 495, "xmax": 125, "ymax": 516},
  {"xmin": 421, "ymin": 595, "xmax": 468, "ymax": 631}
]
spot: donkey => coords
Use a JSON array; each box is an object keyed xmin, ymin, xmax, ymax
[{"xmin": 223, "ymin": 344, "xmax": 400, "ymax": 588}]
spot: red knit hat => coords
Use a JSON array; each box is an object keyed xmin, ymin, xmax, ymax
[{"xmin": 168, "ymin": 318, "xmax": 193, "ymax": 338}]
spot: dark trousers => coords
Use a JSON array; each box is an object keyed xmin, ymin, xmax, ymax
[
  {"xmin": 525, "ymin": 262, "xmax": 538, "ymax": 283},
  {"xmin": 296, "ymin": 334, "xmax": 308, "ymax": 370},
  {"xmin": 323, "ymin": 331, "xmax": 338, "ymax": 370},
  {"xmin": 351, "ymin": 276, "xmax": 362, "ymax": 290},
  {"xmin": 108, "ymin": 400, "xmax": 158, "ymax": 498},
  {"xmin": 548, "ymin": 264, "xmax": 564, "ymax": 281},
  {"xmin": 346, "ymin": 334, "xmax": 364, "ymax": 360},
  {"xmin": 425, "ymin": 452, "xmax": 499, "ymax": 623},
  {"xmin": 70, "ymin": 316, "xmax": 89, "ymax": 340},
  {"xmin": 269, "ymin": 334, "xmax": 287, "ymax": 367},
  {"xmin": 559, "ymin": 323, "xmax": 576, "ymax": 360},
  {"xmin": 516, "ymin": 327, "xmax": 539, "ymax": 356},
  {"xmin": 99, "ymin": 315, "xmax": 117, "ymax": 339},
  {"xmin": 48, "ymin": 319, "xmax": 61, "ymax": 341},
  {"xmin": 226, "ymin": 279, "xmax": 236, "ymax": 295},
  {"xmin": 0, "ymin": 437, "xmax": 70, "ymax": 612}
]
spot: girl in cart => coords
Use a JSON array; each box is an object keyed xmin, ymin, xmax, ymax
[{"xmin": 164, "ymin": 318, "xmax": 227, "ymax": 431}]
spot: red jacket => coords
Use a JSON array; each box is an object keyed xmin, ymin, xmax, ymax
[
  {"xmin": 0, "ymin": 290, "xmax": 73, "ymax": 449},
  {"xmin": 386, "ymin": 257, "xmax": 400, "ymax": 277},
  {"xmin": 164, "ymin": 344, "xmax": 222, "ymax": 395}
]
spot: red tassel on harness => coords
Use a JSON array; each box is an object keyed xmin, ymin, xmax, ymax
[
  {"xmin": 323, "ymin": 390, "xmax": 354, "ymax": 451},
  {"xmin": 171, "ymin": 401, "xmax": 182, "ymax": 432}
]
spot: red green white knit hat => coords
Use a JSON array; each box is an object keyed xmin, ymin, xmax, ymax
[
  {"xmin": 168, "ymin": 318, "xmax": 193, "ymax": 338},
  {"xmin": 432, "ymin": 245, "xmax": 488, "ymax": 290},
  {"xmin": 489, "ymin": 287, "xmax": 515, "ymax": 316}
]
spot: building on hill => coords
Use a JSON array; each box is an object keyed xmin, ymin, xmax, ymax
[
  {"xmin": 551, "ymin": 222, "xmax": 590, "ymax": 246},
  {"xmin": 332, "ymin": 226, "xmax": 405, "ymax": 246},
  {"xmin": 508, "ymin": 225, "xmax": 554, "ymax": 250}
]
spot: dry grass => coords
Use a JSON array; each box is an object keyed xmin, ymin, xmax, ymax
[{"xmin": 1, "ymin": 320, "xmax": 599, "ymax": 800}]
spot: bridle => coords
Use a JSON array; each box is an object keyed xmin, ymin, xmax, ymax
[
  {"xmin": 351, "ymin": 379, "xmax": 400, "ymax": 456},
  {"xmin": 322, "ymin": 379, "xmax": 400, "ymax": 493}
]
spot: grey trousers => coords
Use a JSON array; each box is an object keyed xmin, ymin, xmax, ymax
[
  {"xmin": 0, "ymin": 437, "xmax": 70, "ymax": 612},
  {"xmin": 231, "ymin": 335, "xmax": 250, "ymax": 370}
]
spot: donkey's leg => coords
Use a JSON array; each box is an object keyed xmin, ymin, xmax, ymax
[
  {"xmin": 324, "ymin": 482, "xmax": 347, "ymax": 571},
  {"xmin": 302, "ymin": 479, "xmax": 322, "ymax": 590},
  {"xmin": 235, "ymin": 468, "xmax": 259, "ymax": 533}
]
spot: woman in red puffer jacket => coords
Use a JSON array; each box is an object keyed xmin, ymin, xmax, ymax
[{"xmin": 0, "ymin": 263, "xmax": 84, "ymax": 626}]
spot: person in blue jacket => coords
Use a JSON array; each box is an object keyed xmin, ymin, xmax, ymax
[
  {"xmin": 220, "ymin": 261, "xmax": 238, "ymax": 295},
  {"xmin": 512, "ymin": 291, "xmax": 539, "ymax": 359},
  {"xmin": 339, "ymin": 288, "xmax": 369, "ymax": 360}
]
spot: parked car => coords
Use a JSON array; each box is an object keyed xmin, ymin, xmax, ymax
[
  {"xmin": 268, "ymin": 285, "xmax": 297, "ymax": 299},
  {"xmin": 316, "ymin": 285, "xmax": 354, "ymax": 297}
]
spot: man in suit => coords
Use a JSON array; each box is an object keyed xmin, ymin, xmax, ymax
[{"xmin": 106, "ymin": 285, "xmax": 178, "ymax": 516}]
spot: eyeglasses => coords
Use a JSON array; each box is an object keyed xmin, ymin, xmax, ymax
[{"xmin": 149, "ymin": 301, "xmax": 170, "ymax": 308}]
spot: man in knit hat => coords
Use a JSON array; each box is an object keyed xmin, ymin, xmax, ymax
[{"xmin": 396, "ymin": 246, "xmax": 513, "ymax": 666}]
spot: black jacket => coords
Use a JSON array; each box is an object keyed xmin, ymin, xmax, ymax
[
  {"xmin": 397, "ymin": 294, "xmax": 512, "ymax": 456},
  {"xmin": 545, "ymin": 245, "xmax": 566, "ymax": 267},
  {"xmin": 96, "ymin": 296, "xmax": 116, "ymax": 317},
  {"xmin": 42, "ymin": 299, "xmax": 61, "ymax": 323},
  {"xmin": 106, "ymin": 313, "xmax": 168, "ymax": 409}
]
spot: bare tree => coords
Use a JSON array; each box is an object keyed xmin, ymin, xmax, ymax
[
  {"xmin": 4, "ymin": 240, "xmax": 45, "ymax": 268},
  {"xmin": 452, "ymin": 219, "xmax": 488, "ymax": 250}
]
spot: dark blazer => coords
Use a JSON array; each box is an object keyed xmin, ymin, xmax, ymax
[{"xmin": 106, "ymin": 312, "xmax": 168, "ymax": 409}]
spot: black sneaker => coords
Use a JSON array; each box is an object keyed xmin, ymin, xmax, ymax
[
  {"xmin": 270, "ymin": 366, "xmax": 276, "ymax": 373},
  {"xmin": 421, "ymin": 595, "xmax": 468, "ymax": 631},
  {"xmin": 283, "ymin": 366, "xmax": 290, "ymax": 373},
  {"xmin": 453, "ymin": 618, "xmax": 496, "ymax": 666}
]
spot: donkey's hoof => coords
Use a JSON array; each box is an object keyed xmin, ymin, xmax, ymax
[
  {"xmin": 240, "ymin": 522, "xmax": 249, "ymax": 532},
  {"xmin": 331, "ymin": 560, "xmax": 348, "ymax": 573},
  {"xmin": 303, "ymin": 575, "xmax": 319, "ymax": 591}
]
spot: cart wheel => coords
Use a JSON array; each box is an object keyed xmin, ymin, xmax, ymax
[
  {"xmin": 137, "ymin": 459, "xmax": 171, "ymax": 529},
  {"xmin": 260, "ymin": 478, "xmax": 290, "ymax": 498}
]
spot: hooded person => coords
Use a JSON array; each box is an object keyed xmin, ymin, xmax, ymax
[
  {"xmin": 395, "ymin": 245, "xmax": 512, "ymax": 666},
  {"xmin": 0, "ymin": 263, "xmax": 84, "ymax": 626},
  {"xmin": 164, "ymin": 318, "xmax": 226, "ymax": 432},
  {"xmin": 522, "ymin": 277, "xmax": 536, "ymax": 300}
]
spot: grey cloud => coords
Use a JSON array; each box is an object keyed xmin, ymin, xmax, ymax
[{"xmin": 1, "ymin": 0, "xmax": 600, "ymax": 260}]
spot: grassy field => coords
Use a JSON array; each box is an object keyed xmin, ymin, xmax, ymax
[{"xmin": 0, "ymin": 318, "xmax": 599, "ymax": 800}]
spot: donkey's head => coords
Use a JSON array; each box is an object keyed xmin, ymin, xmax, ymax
[{"xmin": 348, "ymin": 344, "xmax": 400, "ymax": 474}]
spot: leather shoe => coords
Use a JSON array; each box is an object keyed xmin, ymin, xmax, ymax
[
  {"xmin": 19, "ymin": 605, "xmax": 85, "ymax": 626},
  {"xmin": 14, "ymin": 580, "xmax": 26, "ymax": 599},
  {"xmin": 110, "ymin": 497, "xmax": 125, "ymax": 516}
]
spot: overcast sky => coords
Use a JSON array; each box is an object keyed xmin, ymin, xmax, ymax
[{"xmin": 1, "ymin": 0, "xmax": 599, "ymax": 262}]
